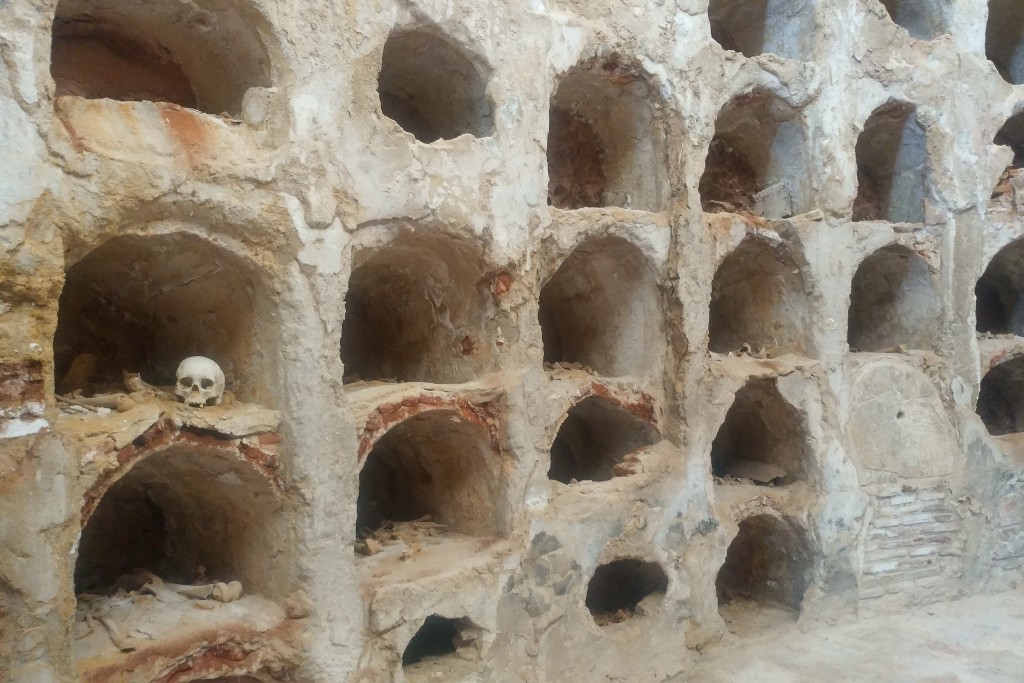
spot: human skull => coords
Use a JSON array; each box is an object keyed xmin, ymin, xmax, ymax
[{"xmin": 174, "ymin": 356, "xmax": 225, "ymax": 407}]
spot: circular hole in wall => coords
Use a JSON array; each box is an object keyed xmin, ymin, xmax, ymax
[
  {"xmin": 716, "ymin": 514, "xmax": 813, "ymax": 635},
  {"xmin": 356, "ymin": 410, "xmax": 500, "ymax": 539},
  {"xmin": 75, "ymin": 447, "xmax": 288, "ymax": 599},
  {"xmin": 548, "ymin": 55, "xmax": 668, "ymax": 211},
  {"xmin": 377, "ymin": 28, "xmax": 493, "ymax": 143},
  {"xmin": 538, "ymin": 236, "xmax": 662, "ymax": 377},
  {"xmin": 585, "ymin": 558, "xmax": 668, "ymax": 626},
  {"xmin": 341, "ymin": 233, "xmax": 495, "ymax": 384},
  {"xmin": 700, "ymin": 89, "xmax": 809, "ymax": 218},
  {"xmin": 54, "ymin": 233, "xmax": 279, "ymax": 405},
  {"xmin": 548, "ymin": 396, "xmax": 660, "ymax": 484},
  {"xmin": 51, "ymin": 0, "xmax": 273, "ymax": 116},
  {"xmin": 711, "ymin": 377, "xmax": 810, "ymax": 486},
  {"xmin": 847, "ymin": 244, "xmax": 938, "ymax": 352},
  {"xmin": 402, "ymin": 615, "xmax": 481, "ymax": 681},
  {"xmin": 978, "ymin": 357, "xmax": 1024, "ymax": 436},
  {"xmin": 976, "ymin": 239, "xmax": 1024, "ymax": 335},
  {"xmin": 708, "ymin": 235, "xmax": 810, "ymax": 355},
  {"xmin": 853, "ymin": 100, "xmax": 926, "ymax": 223},
  {"xmin": 987, "ymin": 0, "xmax": 1024, "ymax": 84}
]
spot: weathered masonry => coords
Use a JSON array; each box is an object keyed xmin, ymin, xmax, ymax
[{"xmin": 2, "ymin": 0, "xmax": 1024, "ymax": 681}]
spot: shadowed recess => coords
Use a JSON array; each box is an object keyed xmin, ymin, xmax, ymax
[
  {"xmin": 848, "ymin": 245, "xmax": 938, "ymax": 352},
  {"xmin": 978, "ymin": 357, "xmax": 1024, "ymax": 436},
  {"xmin": 977, "ymin": 239, "xmax": 1024, "ymax": 334},
  {"xmin": 341, "ymin": 232, "xmax": 497, "ymax": 384},
  {"xmin": 708, "ymin": 0, "xmax": 815, "ymax": 60},
  {"xmin": 54, "ymin": 233, "xmax": 279, "ymax": 404},
  {"xmin": 585, "ymin": 558, "xmax": 668, "ymax": 625},
  {"xmin": 51, "ymin": 0, "xmax": 274, "ymax": 115},
  {"xmin": 711, "ymin": 378, "xmax": 810, "ymax": 485},
  {"xmin": 378, "ymin": 28, "xmax": 493, "ymax": 142},
  {"xmin": 987, "ymin": 0, "xmax": 1024, "ymax": 84},
  {"xmin": 853, "ymin": 100, "xmax": 926, "ymax": 223},
  {"xmin": 709, "ymin": 235, "xmax": 811, "ymax": 355},
  {"xmin": 700, "ymin": 89, "xmax": 810, "ymax": 218},
  {"xmin": 75, "ymin": 447, "xmax": 289, "ymax": 599},
  {"xmin": 548, "ymin": 54, "xmax": 669, "ymax": 211},
  {"xmin": 716, "ymin": 514, "xmax": 813, "ymax": 630},
  {"xmin": 548, "ymin": 396, "xmax": 660, "ymax": 484},
  {"xmin": 539, "ymin": 236, "xmax": 662, "ymax": 376},
  {"xmin": 356, "ymin": 410, "xmax": 501, "ymax": 538},
  {"xmin": 878, "ymin": 0, "xmax": 949, "ymax": 40}
]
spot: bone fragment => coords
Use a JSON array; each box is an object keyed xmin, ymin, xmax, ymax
[
  {"xmin": 98, "ymin": 616, "xmax": 134, "ymax": 652},
  {"xmin": 122, "ymin": 371, "xmax": 176, "ymax": 399}
]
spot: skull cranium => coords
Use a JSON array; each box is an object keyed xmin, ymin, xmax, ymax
[{"xmin": 174, "ymin": 356, "xmax": 225, "ymax": 407}]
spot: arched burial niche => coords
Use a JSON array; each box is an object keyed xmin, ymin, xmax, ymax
[
  {"xmin": 341, "ymin": 232, "xmax": 496, "ymax": 384},
  {"xmin": 356, "ymin": 410, "xmax": 501, "ymax": 539},
  {"xmin": 987, "ymin": 0, "xmax": 1024, "ymax": 84},
  {"xmin": 548, "ymin": 396, "xmax": 661, "ymax": 484},
  {"xmin": 711, "ymin": 378, "xmax": 810, "ymax": 485},
  {"xmin": 847, "ymin": 244, "xmax": 939, "ymax": 352},
  {"xmin": 50, "ymin": 0, "xmax": 274, "ymax": 116},
  {"xmin": 75, "ymin": 446, "xmax": 289, "ymax": 598},
  {"xmin": 853, "ymin": 100, "xmax": 927, "ymax": 223},
  {"xmin": 878, "ymin": 0, "xmax": 949, "ymax": 40},
  {"xmin": 586, "ymin": 558, "xmax": 668, "ymax": 625},
  {"xmin": 402, "ymin": 615, "xmax": 482, "ymax": 681},
  {"xmin": 547, "ymin": 54, "xmax": 669, "ymax": 211},
  {"xmin": 977, "ymin": 240, "xmax": 1024, "ymax": 335},
  {"xmin": 708, "ymin": 234, "xmax": 811, "ymax": 355},
  {"xmin": 708, "ymin": 0, "xmax": 815, "ymax": 60},
  {"xmin": 538, "ymin": 236, "xmax": 662, "ymax": 377},
  {"xmin": 978, "ymin": 357, "xmax": 1024, "ymax": 435},
  {"xmin": 700, "ymin": 90, "xmax": 809, "ymax": 218},
  {"xmin": 377, "ymin": 27, "xmax": 493, "ymax": 143},
  {"xmin": 992, "ymin": 112, "xmax": 1024, "ymax": 196},
  {"xmin": 716, "ymin": 514, "xmax": 813, "ymax": 633},
  {"xmin": 53, "ymin": 233, "xmax": 279, "ymax": 404}
]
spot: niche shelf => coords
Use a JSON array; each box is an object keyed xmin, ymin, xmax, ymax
[
  {"xmin": 401, "ymin": 615, "xmax": 483, "ymax": 682},
  {"xmin": 708, "ymin": 233, "xmax": 811, "ymax": 356},
  {"xmin": 700, "ymin": 89, "xmax": 810, "ymax": 219},
  {"xmin": 54, "ymin": 233, "xmax": 281, "ymax": 423},
  {"xmin": 355, "ymin": 407, "xmax": 506, "ymax": 580},
  {"xmin": 548, "ymin": 395, "xmax": 660, "ymax": 485},
  {"xmin": 585, "ymin": 558, "xmax": 668, "ymax": 626},
  {"xmin": 711, "ymin": 378, "xmax": 810, "ymax": 487},
  {"xmin": 991, "ymin": 113, "xmax": 1024, "ymax": 208},
  {"xmin": 877, "ymin": 0, "xmax": 949, "ymax": 40},
  {"xmin": 72, "ymin": 446, "xmax": 298, "ymax": 681},
  {"xmin": 50, "ymin": 0, "xmax": 281, "ymax": 162},
  {"xmin": 377, "ymin": 27, "xmax": 493, "ymax": 143},
  {"xmin": 708, "ymin": 0, "xmax": 815, "ymax": 61},
  {"xmin": 341, "ymin": 232, "xmax": 498, "ymax": 386},
  {"xmin": 848, "ymin": 244, "xmax": 939, "ymax": 353},
  {"xmin": 977, "ymin": 239, "xmax": 1024, "ymax": 336},
  {"xmin": 987, "ymin": 0, "xmax": 1024, "ymax": 84},
  {"xmin": 853, "ymin": 101, "xmax": 927, "ymax": 224},
  {"xmin": 539, "ymin": 236, "xmax": 662, "ymax": 378},
  {"xmin": 716, "ymin": 513, "xmax": 813, "ymax": 635},
  {"xmin": 548, "ymin": 54, "xmax": 670, "ymax": 212}
]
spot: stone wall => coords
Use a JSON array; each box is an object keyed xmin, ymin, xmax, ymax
[{"xmin": 2, "ymin": 0, "xmax": 1024, "ymax": 680}]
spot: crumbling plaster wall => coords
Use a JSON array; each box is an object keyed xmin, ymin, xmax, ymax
[{"xmin": 1, "ymin": 0, "xmax": 1024, "ymax": 680}]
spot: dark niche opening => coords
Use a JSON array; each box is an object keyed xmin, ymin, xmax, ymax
[{"xmin": 548, "ymin": 396, "xmax": 660, "ymax": 484}]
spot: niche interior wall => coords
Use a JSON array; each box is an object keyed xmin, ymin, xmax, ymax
[{"xmin": 1, "ymin": 0, "xmax": 1023, "ymax": 681}]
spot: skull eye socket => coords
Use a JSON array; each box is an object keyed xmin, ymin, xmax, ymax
[
  {"xmin": 179, "ymin": 376, "xmax": 194, "ymax": 388},
  {"xmin": 200, "ymin": 378, "xmax": 214, "ymax": 389}
]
